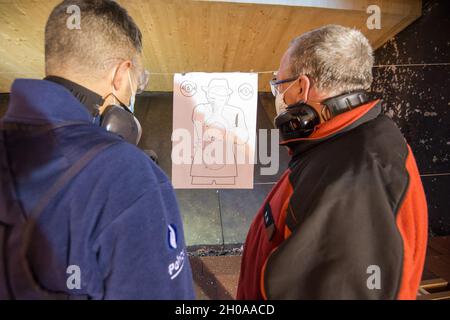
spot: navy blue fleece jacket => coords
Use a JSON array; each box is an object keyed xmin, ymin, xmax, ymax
[{"xmin": 0, "ymin": 79, "xmax": 194, "ymax": 299}]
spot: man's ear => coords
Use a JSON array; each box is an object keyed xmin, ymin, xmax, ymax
[
  {"xmin": 112, "ymin": 60, "xmax": 132, "ymax": 92},
  {"xmin": 296, "ymin": 74, "xmax": 310, "ymax": 102}
]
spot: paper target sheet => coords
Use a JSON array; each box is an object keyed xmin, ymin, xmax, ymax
[{"xmin": 172, "ymin": 72, "xmax": 258, "ymax": 189}]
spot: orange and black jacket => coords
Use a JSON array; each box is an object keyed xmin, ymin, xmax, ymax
[{"xmin": 237, "ymin": 100, "xmax": 428, "ymax": 300}]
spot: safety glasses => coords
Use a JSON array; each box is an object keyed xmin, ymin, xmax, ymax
[
  {"xmin": 135, "ymin": 69, "xmax": 150, "ymax": 94},
  {"xmin": 269, "ymin": 75, "xmax": 299, "ymax": 97}
]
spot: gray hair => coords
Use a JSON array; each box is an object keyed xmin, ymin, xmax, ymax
[{"xmin": 288, "ymin": 25, "xmax": 374, "ymax": 96}]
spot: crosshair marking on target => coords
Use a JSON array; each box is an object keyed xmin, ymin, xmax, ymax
[
  {"xmin": 180, "ymin": 81, "xmax": 198, "ymax": 97},
  {"xmin": 238, "ymin": 83, "xmax": 254, "ymax": 100}
]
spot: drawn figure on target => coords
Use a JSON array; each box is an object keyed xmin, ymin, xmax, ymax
[{"xmin": 191, "ymin": 79, "xmax": 249, "ymax": 185}]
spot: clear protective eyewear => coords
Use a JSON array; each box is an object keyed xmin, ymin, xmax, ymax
[
  {"xmin": 269, "ymin": 74, "xmax": 299, "ymax": 97},
  {"xmin": 134, "ymin": 69, "xmax": 150, "ymax": 94}
]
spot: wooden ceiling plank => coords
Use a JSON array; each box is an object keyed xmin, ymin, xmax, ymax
[{"xmin": 0, "ymin": 0, "xmax": 422, "ymax": 92}]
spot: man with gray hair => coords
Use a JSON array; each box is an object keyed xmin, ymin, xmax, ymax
[{"xmin": 238, "ymin": 25, "xmax": 428, "ymax": 299}]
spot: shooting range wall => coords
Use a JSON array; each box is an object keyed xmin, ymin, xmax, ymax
[{"xmin": 0, "ymin": 0, "xmax": 448, "ymax": 246}]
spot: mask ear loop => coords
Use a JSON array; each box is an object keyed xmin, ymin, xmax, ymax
[
  {"xmin": 110, "ymin": 66, "xmax": 119, "ymax": 106},
  {"xmin": 92, "ymin": 66, "xmax": 120, "ymax": 122},
  {"xmin": 276, "ymin": 79, "xmax": 298, "ymax": 113},
  {"xmin": 127, "ymin": 69, "xmax": 136, "ymax": 97},
  {"xmin": 281, "ymin": 77, "xmax": 299, "ymax": 97},
  {"xmin": 101, "ymin": 66, "xmax": 129, "ymax": 109},
  {"xmin": 127, "ymin": 69, "xmax": 137, "ymax": 113},
  {"xmin": 127, "ymin": 69, "xmax": 133, "ymax": 91}
]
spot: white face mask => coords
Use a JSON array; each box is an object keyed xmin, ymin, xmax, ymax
[
  {"xmin": 110, "ymin": 68, "xmax": 136, "ymax": 114},
  {"xmin": 274, "ymin": 80, "xmax": 297, "ymax": 115},
  {"xmin": 127, "ymin": 69, "xmax": 136, "ymax": 114}
]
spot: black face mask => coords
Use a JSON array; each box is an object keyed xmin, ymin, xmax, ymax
[{"xmin": 45, "ymin": 76, "xmax": 142, "ymax": 145}]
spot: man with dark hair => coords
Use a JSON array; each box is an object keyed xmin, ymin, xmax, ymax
[{"xmin": 0, "ymin": 0, "xmax": 194, "ymax": 299}]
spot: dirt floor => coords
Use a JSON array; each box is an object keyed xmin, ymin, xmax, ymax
[{"xmin": 189, "ymin": 236, "xmax": 450, "ymax": 300}]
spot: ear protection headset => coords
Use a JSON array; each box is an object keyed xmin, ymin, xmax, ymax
[
  {"xmin": 45, "ymin": 76, "xmax": 142, "ymax": 145},
  {"xmin": 274, "ymin": 90, "xmax": 370, "ymax": 141},
  {"xmin": 96, "ymin": 103, "xmax": 142, "ymax": 145}
]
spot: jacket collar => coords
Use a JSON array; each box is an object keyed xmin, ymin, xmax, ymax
[
  {"xmin": 286, "ymin": 99, "xmax": 382, "ymax": 165},
  {"xmin": 2, "ymin": 79, "xmax": 95, "ymax": 125}
]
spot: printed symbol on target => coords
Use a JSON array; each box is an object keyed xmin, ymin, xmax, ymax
[
  {"xmin": 180, "ymin": 81, "xmax": 197, "ymax": 97},
  {"xmin": 238, "ymin": 83, "xmax": 254, "ymax": 100}
]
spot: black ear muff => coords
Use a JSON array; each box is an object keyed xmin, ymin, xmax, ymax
[
  {"xmin": 322, "ymin": 90, "xmax": 369, "ymax": 117},
  {"xmin": 274, "ymin": 101, "xmax": 320, "ymax": 141},
  {"xmin": 143, "ymin": 149, "xmax": 159, "ymax": 164},
  {"xmin": 274, "ymin": 91, "xmax": 371, "ymax": 142},
  {"xmin": 100, "ymin": 105, "xmax": 142, "ymax": 145}
]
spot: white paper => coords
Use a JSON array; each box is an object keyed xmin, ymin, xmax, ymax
[{"xmin": 172, "ymin": 72, "xmax": 258, "ymax": 189}]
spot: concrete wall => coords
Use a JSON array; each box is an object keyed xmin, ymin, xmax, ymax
[{"xmin": 370, "ymin": 0, "xmax": 450, "ymax": 236}]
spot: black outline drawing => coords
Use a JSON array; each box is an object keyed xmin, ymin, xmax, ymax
[
  {"xmin": 189, "ymin": 78, "xmax": 250, "ymax": 186},
  {"xmin": 238, "ymin": 83, "xmax": 254, "ymax": 100},
  {"xmin": 180, "ymin": 80, "xmax": 198, "ymax": 97}
]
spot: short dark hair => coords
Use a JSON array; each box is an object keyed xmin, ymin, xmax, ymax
[{"xmin": 45, "ymin": 0, "xmax": 142, "ymax": 76}]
